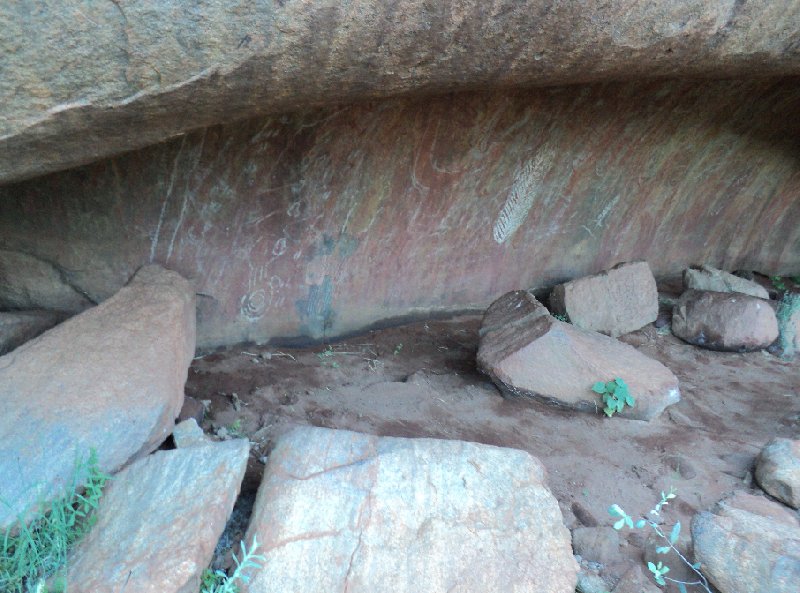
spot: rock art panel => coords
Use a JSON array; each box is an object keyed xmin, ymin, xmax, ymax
[{"xmin": 1, "ymin": 80, "xmax": 798, "ymax": 349}]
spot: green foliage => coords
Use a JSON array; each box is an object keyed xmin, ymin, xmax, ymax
[
  {"xmin": 393, "ymin": 343, "xmax": 403, "ymax": 356},
  {"xmin": 609, "ymin": 488, "xmax": 711, "ymax": 592},
  {"xmin": 553, "ymin": 313, "xmax": 569, "ymax": 322},
  {"xmin": 0, "ymin": 449, "xmax": 110, "ymax": 593},
  {"xmin": 771, "ymin": 276, "xmax": 787, "ymax": 291},
  {"xmin": 317, "ymin": 346, "xmax": 340, "ymax": 368},
  {"xmin": 776, "ymin": 292, "xmax": 800, "ymax": 358},
  {"xmin": 200, "ymin": 536, "xmax": 264, "ymax": 593},
  {"xmin": 591, "ymin": 378, "xmax": 635, "ymax": 417}
]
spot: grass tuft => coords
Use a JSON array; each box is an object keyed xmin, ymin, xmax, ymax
[{"xmin": 0, "ymin": 449, "xmax": 110, "ymax": 593}]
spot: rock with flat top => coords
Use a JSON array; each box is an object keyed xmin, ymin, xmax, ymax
[
  {"xmin": 683, "ymin": 265, "xmax": 770, "ymax": 299},
  {"xmin": 549, "ymin": 262, "xmax": 658, "ymax": 337},
  {"xmin": 672, "ymin": 289, "xmax": 779, "ymax": 351},
  {"xmin": 0, "ymin": 265, "xmax": 195, "ymax": 529},
  {"xmin": 478, "ymin": 291, "xmax": 680, "ymax": 421},
  {"xmin": 66, "ymin": 439, "xmax": 249, "ymax": 593},
  {"xmin": 242, "ymin": 426, "xmax": 578, "ymax": 593}
]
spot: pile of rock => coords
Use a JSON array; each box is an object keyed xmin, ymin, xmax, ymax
[
  {"xmin": 1, "ymin": 265, "xmax": 579, "ymax": 593},
  {"xmin": 478, "ymin": 262, "xmax": 680, "ymax": 421}
]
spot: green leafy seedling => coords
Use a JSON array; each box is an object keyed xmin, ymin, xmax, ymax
[{"xmin": 591, "ymin": 378, "xmax": 635, "ymax": 417}]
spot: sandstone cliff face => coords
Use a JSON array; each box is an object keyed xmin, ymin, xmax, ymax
[
  {"xmin": 1, "ymin": 1, "xmax": 799, "ymax": 183},
  {"xmin": 1, "ymin": 80, "xmax": 798, "ymax": 348}
]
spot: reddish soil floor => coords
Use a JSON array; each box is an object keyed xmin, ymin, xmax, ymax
[{"xmin": 186, "ymin": 313, "xmax": 799, "ymax": 583}]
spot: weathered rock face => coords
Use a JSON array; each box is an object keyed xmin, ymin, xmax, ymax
[
  {"xmin": 776, "ymin": 293, "xmax": 800, "ymax": 357},
  {"xmin": 0, "ymin": 310, "xmax": 64, "ymax": 355},
  {"xmin": 683, "ymin": 265, "xmax": 770, "ymax": 299},
  {"xmin": 1, "ymin": 80, "xmax": 799, "ymax": 349},
  {"xmin": 477, "ymin": 292, "xmax": 680, "ymax": 421},
  {"xmin": 2, "ymin": 2, "xmax": 799, "ymax": 183},
  {"xmin": 755, "ymin": 438, "xmax": 800, "ymax": 509},
  {"xmin": 691, "ymin": 491, "xmax": 800, "ymax": 593},
  {"xmin": 244, "ymin": 426, "xmax": 578, "ymax": 593},
  {"xmin": 66, "ymin": 439, "xmax": 249, "ymax": 593},
  {"xmin": 672, "ymin": 289, "xmax": 779, "ymax": 351},
  {"xmin": 0, "ymin": 265, "xmax": 195, "ymax": 529},
  {"xmin": 550, "ymin": 261, "xmax": 658, "ymax": 337}
]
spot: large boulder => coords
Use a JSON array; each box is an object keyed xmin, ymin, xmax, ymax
[
  {"xmin": 775, "ymin": 293, "xmax": 800, "ymax": 357},
  {"xmin": 0, "ymin": 265, "xmax": 195, "ymax": 529},
  {"xmin": 3, "ymin": 2, "xmax": 799, "ymax": 184},
  {"xmin": 478, "ymin": 292, "xmax": 680, "ymax": 421},
  {"xmin": 66, "ymin": 439, "xmax": 249, "ymax": 593},
  {"xmin": 672, "ymin": 289, "xmax": 779, "ymax": 351},
  {"xmin": 549, "ymin": 262, "xmax": 658, "ymax": 337},
  {"xmin": 755, "ymin": 438, "xmax": 800, "ymax": 509},
  {"xmin": 683, "ymin": 265, "xmax": 770, "ymax": 300},
  {"xmin": 691, "ymin": 491, "xmax": 800, "ymax": 593},
  {"xmin": 243, "ymin": 426, "xmax": 578, "ymax": 593},
  {"xmin": 0, "ymin": 310, "xmax": 64, "ymax": 355}
]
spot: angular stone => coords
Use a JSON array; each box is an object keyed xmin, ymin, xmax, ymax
[
  {"xmin": 550, "ymin": 262, "xmax": 658, "ymax": 337},
  {"xmin": 173, "ymin": 418, "xmax": 211, "ymax": 449},
  {"xmin": 479, "ymin": 289, "xmax": 549, "ymax": 336},
  {"xmin": 672, "ymin": 289, "xmax": 779, "ymax": 351},
  {"xmin": 691, "ymin": 492, "xmax": 800, "ymax": 593},
  {"xmin": 0, "ymin": 310, "xmax": 64, "ymax": 355},
  {"xmin": 683, "ymin": 265, "xmax": 770, "ymax": 299},
  {"xmin": 66, "ymin": 439, "xmax": 249, "ymax": 593},
  {"xmin": 0, "ymin": 265, "xmax": 195, "ymax": 529},
  {"xmin": 755, "ymin": 438, "xmax": 800, "ymax": 509},
  {"xmin": 3, "ymin": 2, "xmax": 799, "ymax": 184},
  {"xmin": 243, "ymin": 426, "xmax": 578, "ymax": 593},
  {"xmin": 478, "ymin": 292, "xmax": 680, "ymax": 421}
]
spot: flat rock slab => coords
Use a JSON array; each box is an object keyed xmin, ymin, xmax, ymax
[
  {"xmin": 672, "ymin": 289, "xmax": 779, "ymax": 351},
  {"xmin": 478, "ymin": 292, "xmax": 679, "ymax": 421},
  {"xmin": 755, "ymin": 438, "xmax": 800, "ymax": 509},
  {"xmin": 243, "ymin": 426, "xmax": 578, "ymax": 593},
  {"xmin": 692, "ymin": 491, "xmax": 800, "ymax": 593},
  {"xmin": 683, "ymin": 265, "xmax": 770, "ymax": 299},
  {"xmin": 0, "ymin": 310, "xmax": 64, "ymax": 355},
  {"xmin": 67, "ymin": 439, "xmax": 249, "ymax": 593},
  {"xmin": 549, "ymin": 262, "xmax": 658, "ymax": 337},
  {"xmin": 0, "ymin": 265, "xmax": 195, "ymax": 529}
]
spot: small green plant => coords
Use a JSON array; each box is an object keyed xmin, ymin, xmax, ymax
[
  {"xmin": 317, "ymin": 346, "xmax": 340, "ymax": 368},
  {"xmin": 592, "ymin": 378, "xmax": 635, "ymax": 417},
  {"xmin": 393, "ymin": 343, "xmax": 403, "ymax": 356},
  {"xmin": 227, "ymin": 419, "xmax": 245, "ymax": 439},
  {"xmin": 772, "ymin": 276, "xmax": 787, "ymax": 291},
  {"xmin": 200, "ymin": 536, "xmax": 264, "ymax": 593},
  {"xmin": 553, "ymin": 313, "xmax": 569, "ymax": 322},
  {"xmin": 608, "ymin": 488, "xmax": 711, "ymax": 592},
  {"xmin": 0, "ymin": 449, "xmax": 110, "ymax": 593}
]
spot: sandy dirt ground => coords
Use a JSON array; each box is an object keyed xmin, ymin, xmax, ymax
[{"xmin": 186, "ymin": 312, "xmax": 799, "ymax": 584}]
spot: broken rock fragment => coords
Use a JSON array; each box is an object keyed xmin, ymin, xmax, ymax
[
  {"xmin": 243, "ymin": 426, "xmax": 578, "ymax": 593},
  {"xmin": 671, "ymin": 289, "xmax": 779, "ymax": 351},
  {"xmin": 66, "ymin": 439, "xmax": 249, "ymax": 593},
  {"xmin": 549, "ymin": 262, "xmax": 658, "ymax": 337},
  {"xmin": 0, "ymin": 265, "xmax": 195, "ymax": 529},
  {"xmin": 478, "ymin": 291, "xmax": 680, "ymax": 421},
  {"xmin": 683, "ymin": 265, "xmax": 770, "ymax": 299}
]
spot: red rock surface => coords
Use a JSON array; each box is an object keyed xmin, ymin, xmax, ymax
[{"xmin": 1, "ymin": 80, "xmax": 798, "ymax": 348}]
